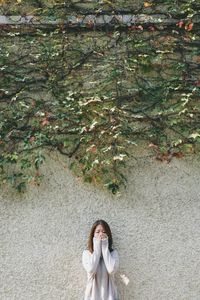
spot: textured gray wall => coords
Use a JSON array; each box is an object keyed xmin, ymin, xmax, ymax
[{"xmin": 0, "ymin": 151, "xmax": 200, "ymax": 300}]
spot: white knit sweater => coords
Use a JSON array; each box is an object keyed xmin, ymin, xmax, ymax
[{"xmin": 82, "ymin": 237, "xmax": 119, "ymax": 300}]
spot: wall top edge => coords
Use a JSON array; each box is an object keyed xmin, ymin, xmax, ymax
[{"xmin": 0, "ymin": 14, "xmax": 199, "ymax": 26}]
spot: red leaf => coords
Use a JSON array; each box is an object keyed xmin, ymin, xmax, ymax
[
  {"xmin": 128, "ymin": 25, "xmax": 143, "ymax": 31},
  {"xmin": 176, "ymin": 21, "xmax": 184, "ymax": 28},
  {"xmin": 137, "ymin": 25, "xmax": 144, "ymax": 30},
  {"xmin": 148, "ymin": 25, "xmax": 155, "ymax": 31},
  {"xmin": 185, "ymin": 23, "xmax": 193, "ymax": 31},
  {"xmin": 172, "ymin": 152, "xmax": 184, "ymax": 158},
  {"xmin": 41, "ymin": 118, "xmax": 49, "ymax": 126}
]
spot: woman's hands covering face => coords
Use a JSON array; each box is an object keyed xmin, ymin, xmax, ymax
[
  {"xmin": 94, "ymin": 225, "xmax": 108, "ymax": 241},
  {"xmin": 94, "ymin": 232, "xmax": 108, "ymax": 240},
  {"xmin": 100, "ymin": 233, "xmax": 108, "ymax": 240}
]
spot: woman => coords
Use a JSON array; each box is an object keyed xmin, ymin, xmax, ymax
[{"xmin": 82, "ymin": 219, "xmax": 119, "ymax": 300}]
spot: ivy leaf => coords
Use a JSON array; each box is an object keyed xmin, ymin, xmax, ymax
[
  {"xmin": 104, "ymin": 181, "xmax": 120, "ymax": 194},
  {"xmin": 16, "ymin": 182, "xmax": 26, "ymax": 193},
  {"xmin": 188, "ymin": 133, "xmax": 200, "ymax": 140},
  {"xmin": 185, "ymin": 23, "xmax": 194, "ymax": 31},
  {"xmin": 113, "ymin": 154, "xmax": 127, "ymax": 161},
  {"xmin": 34, "ymin": 154, "xmax": 45, "ymax": 170}
]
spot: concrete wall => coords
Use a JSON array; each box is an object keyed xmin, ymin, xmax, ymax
[{"xmin": 0, "ymin": 150, "xmax": 200, "ymax": 300}]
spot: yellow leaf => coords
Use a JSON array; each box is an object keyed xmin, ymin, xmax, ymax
[
  {"xmin": 17, "ymin": 0, "xmax": 22, "ymax": 3},
  {"xmin": 144, "ymin": 2, "xmax": 152, "ymax": 7},
  {"xmin": 103, "ymin": 0, "xmax": 114, "ymax": 6}
]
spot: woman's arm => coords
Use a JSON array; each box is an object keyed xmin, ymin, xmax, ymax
[
  {"xmin": 82, "ymin": 237, "xmax": 101, "ymax": 275},
  {"xmin": 102, "ymin": 238, "xmax": 119, "ymax": 274}
]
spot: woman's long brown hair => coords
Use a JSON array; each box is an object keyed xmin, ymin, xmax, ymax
[{"xmin": 87, "ymin": 219, "xmax": 113, "ymax": 253}]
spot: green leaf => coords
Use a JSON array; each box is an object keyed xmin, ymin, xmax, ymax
[{"xmin": 34, "ymin": 154, "xmax": 45, "ymax": 170}]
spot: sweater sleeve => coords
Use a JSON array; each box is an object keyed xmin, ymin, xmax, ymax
[
  {"xmin": 82, "ymin": 237, "xmax": 101, "ymax": 276},
  {"xmin": 102, "ymin": 238, "xmax": 119, "ymax": 275}
]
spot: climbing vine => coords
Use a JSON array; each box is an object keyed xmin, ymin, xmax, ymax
[{"xmin": 0, "ymin": 0, "xmax": 200, "ymax": 193}]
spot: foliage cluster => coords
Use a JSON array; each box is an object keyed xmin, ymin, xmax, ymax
[{"xmin": 0, "ymin": 0, "xmax": 200, "ymax": 193}]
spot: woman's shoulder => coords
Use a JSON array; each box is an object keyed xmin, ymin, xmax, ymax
[
  {"xmin": 83, "ymin": 248, "xmax": 90, "ymax": 252},
  {"xmin": 82, "ymin": 249, "xmax": 91, "ymax": 256},
  {"xmin": 82, "ymin": 249, "xmax": 93, "ymax": 263}
]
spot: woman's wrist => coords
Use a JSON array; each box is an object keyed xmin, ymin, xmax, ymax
[
  {"xmin": 101, "ymin": 237, "xmax": 109, "ymax": 250},
  {"xmin": 93, "ymin": 236, "xmax": 101, "ymax": 241},
  {"xmin": 93, "ymin": 236, "xmax": 102, "ymax": 253}
]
